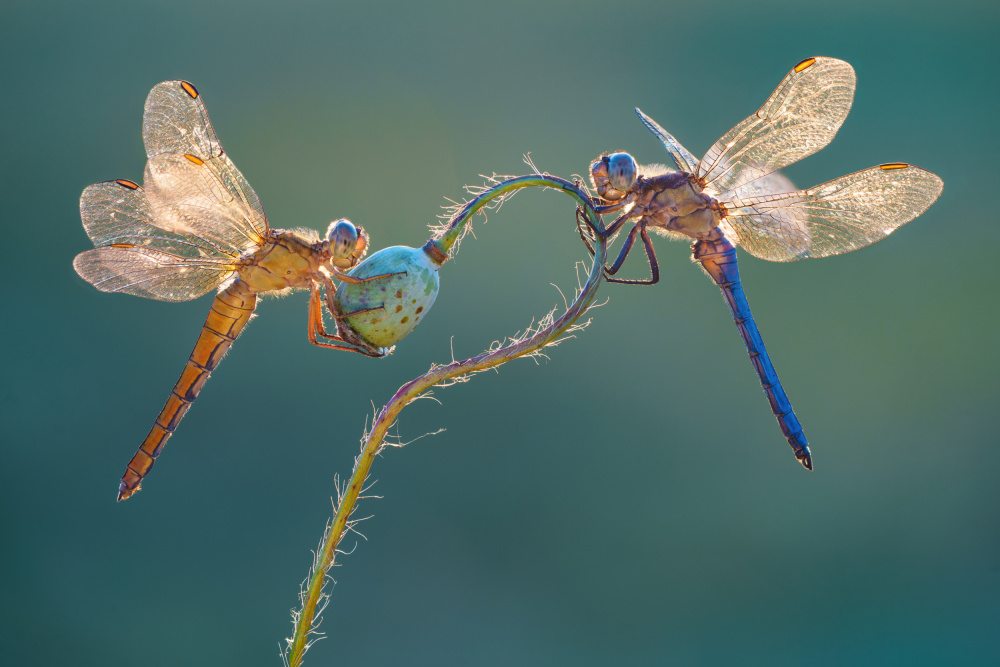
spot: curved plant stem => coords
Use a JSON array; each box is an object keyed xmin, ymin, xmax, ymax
[
  {"xmin": 432, "ymin": 173, "xmax": 605, "ymax": 255},
  {"xmin": 285, "ymin": 174, "xmax": 607, "ymax": 667}
]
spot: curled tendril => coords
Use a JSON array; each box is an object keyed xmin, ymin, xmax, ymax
[{"xmin": 285, "ymin": 174, "xmax": 607, "ymax": 667}]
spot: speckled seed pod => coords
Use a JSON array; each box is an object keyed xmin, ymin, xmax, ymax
[{"xmin": 333, "ymin": 245, "xmax": 442, "ymax": 348}]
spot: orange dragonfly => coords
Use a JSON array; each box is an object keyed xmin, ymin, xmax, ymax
[{"xmin": 74, "ymin": 80, "xmax": 397, "ymax": 501}]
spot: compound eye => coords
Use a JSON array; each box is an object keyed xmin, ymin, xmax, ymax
[
  {"xmin": 606, "ymin": 153, "xmax": 637, "ymax": 192},
  {"xmin": 326, "ymin": 219, "xmax": 359, "ymax": 259}
]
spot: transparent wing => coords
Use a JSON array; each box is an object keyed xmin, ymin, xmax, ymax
[
  {"xmin": 143, "ymin": 80, "xmax": 221, "ymax": 159},
  {"xmin": 729, "ymin": 170, "xmax": 797, "ymax": 200},
  {"xmin": 142, "ymin": 80, "xmax": 268, "ymax": 238},
  {"xmin": 75, "ymin": 179, "xmax": 237, "ymax": 301},
  {"xmin": 720, "ymin": 164, "xmax": 944, "ymax": 262},
  {"xmin": 80, "ymin": 179, "xmax": 230, "ymax": 257},
  {"xmin": 635, "ymin": 108, "xmax": 699, "ymax": 173},
  {"xmin": 73, "ymin": 246, "xmax": 235, "ymax": 302},
  {"xmin": 143, "ymin": 153, "xmax": 268, "ymax": 256},
  {"xmin": 699, "ymin": 57, "xmax": 856, "ymax": 195}
]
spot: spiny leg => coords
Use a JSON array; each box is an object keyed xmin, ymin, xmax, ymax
[
  {"xmin": 328, "ymin": 268, "xmax": 407, "ymax": 285},
  {"xmin": 576, "ymin": 198, "xmax": 605, "ymax": 238},
  {"xmin": 576, "ymin": 207, "xmax": 634, "ymax": 258},
  {"xmin": 307, "ymin": 287, "xmax": 384, "ymax": 357},
  {"xmin": 594, "ymin": 200, "xmax": 629, "ymax": 216},
  {"xmin": 576, "ymin": 207, "xmax": 598, "ymax": 258},
  {"xmin": 606, "ymin": 225, "xmax": 659, "ymax": 286},
  {"xmin": 321, "ymin": 277, "xmax": 396, "ymax": 356},
  {"xmin": 320, "ymin": 278, "xmax": 388, "ymax": 323},
  {"xmin": 579, "ymin": 204, "xmax": 636, "ymax": 241},
  {"xmin": 601, "ymin": 208, "xmax": 636, "ymax": 239},
  {"xmin": 579, "ymin": 213, "xmax": 659, "ymax": 285}
]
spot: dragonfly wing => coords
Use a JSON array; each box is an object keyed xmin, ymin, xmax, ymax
[
  {"xmin": 76, "ymin": 179, "xmax": 237, "ymax": 301},
  {"xmin": 74, "ymin": 246, "xmax": 235, "ymax": 302},
  {"xmin": 699, "ymin": 57, "xmax": 856, "ymax": 195},
  {"xmin": 143, "ymin": 80, "xmax": 221, "ymax": 159},
  {"xmin": 143, "ymin": 153, "xmax": 268, "ymax": 256},
  {"xmin": 634, "ymin": 108, "xmax": 699, "ymax": 173},
  {"xmin": 142, "ymin": 80, "xmax": 268, "ymax": 239},
  {"xmin": 81, "ymin": 179, "xmax": 227, "ymax": 256},
  {"xmin": 721, "ymin": 164, "xmax": 944, "ymax": 261},
  {"xmin": 729, "ymin": 170, "xmax": 797, "ymax": 199}
]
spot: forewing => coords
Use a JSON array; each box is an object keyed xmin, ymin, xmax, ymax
[
  {"xmin": 699, "ymin": 57, "xmax": 856, "ymax": 195},
  {"xmin": 143, "ymin": 153, "xmax": 268, "ymax": 256},
  {"xmin": 75, "ymin": 179, "xmax": 236, "ymax": 301},
  {"xmin": 143, "ymin": 80, "xmax": 221, "ymax": 159},
  {"xmin": 721, "ymin": 164, "xmax": 944, "ymax": 261},
  {"xmin": 635, "ymin": 108, "xmax": 699, "ymax": 173},
  {"xmin": 142, "ymin": 80, "xmax": 268, "ymax": 238}
]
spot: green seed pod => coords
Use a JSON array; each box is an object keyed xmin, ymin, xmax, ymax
[{"xmin": 333, "ymin": 244, "xmax": 443, "ymax": 348}]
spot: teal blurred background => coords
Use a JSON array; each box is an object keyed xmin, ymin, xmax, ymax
[{"xmin": 2, "ymin": 1, "xmax": 997, "ymax": 664}]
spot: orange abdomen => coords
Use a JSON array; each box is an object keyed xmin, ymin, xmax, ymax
[{"xmin": 117, "ymin": 280, "xmax": 257, "ymax": 501}]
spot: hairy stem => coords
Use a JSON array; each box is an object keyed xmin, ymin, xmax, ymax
[{"xmin": 285, "ymin": 174, "xmax": 607, "ymax": 666}]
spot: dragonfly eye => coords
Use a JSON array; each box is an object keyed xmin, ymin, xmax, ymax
[
  {"xmin": 353, "ymin": 225, "xmax": 369, "ymax": 259},
  {"xmin": 606, "ymin": 152, "xmax": 637, "ymax": 192},
  {"xmin": 326, "ymin": 219, "xmax": 359, "ymax": 260},
  {"xmin": 590, "ymin": 153, "xmax": 636, "ymax": 201}
]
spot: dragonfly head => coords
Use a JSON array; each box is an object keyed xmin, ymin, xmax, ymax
[
  {"xmin": 591, "ymin": 152, "xmax": 637, "ymax": 201},
  {"xmin": 326, "ymin": 219, "xmax": 368, "ymax": 269}
]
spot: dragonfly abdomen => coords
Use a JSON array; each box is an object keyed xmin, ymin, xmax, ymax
[
  {"xmin": 693, "ymin": 233, "xmax": 813, "ymax": 470},
  {"xmin": 117, "ymin": 280, "xmax": 258, "ymax": 501}
]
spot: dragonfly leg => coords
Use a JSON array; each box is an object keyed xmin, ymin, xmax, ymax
[
  {"xmin": 576, "ymin": 207, "xmax": 598, "ymax": 258},
  {"xmin": 328, "ymin": 305, "xmax": 387, "ymax": 320},
  {"xmin": 308, "ymin": 286, "xmax": 386, "ymax": 357},
  {"xmin": 320, "ymin": 278, "xmax": 389, "ymax": 322},
  {"xmin": 328, "ymin": 268, "xmax": 407, "ymax": 285},
  {"xmin": 601, "ymin": 209, "xmax": 636, "ymax": 240},
  {"xmin": 594, "ymin": 200, "xmax": 628, "ymax": 216},
  {"xmin": 604, "ymin": 222, "xmax": 660, "ymax": 285},
  {"xmin": 608, "ymin": 226, "xmax": 660, "ymax": 285}
]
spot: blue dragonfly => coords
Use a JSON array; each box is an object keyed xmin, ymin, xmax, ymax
[{"xmin": 581, "ymin": 57, "xmax": 943, "ymax": 469}]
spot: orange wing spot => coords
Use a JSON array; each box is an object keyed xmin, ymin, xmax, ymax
[
  {"xmin": 115, "ymin": 179, "xmax": 140, "ymax": 189},
  {"xmin": 110, "ymin": 243, "xmax": 135, "ymax": 248},
  {"xmin": 184, "ymin": 153, "xmax": 205, "ymax": 165},
  {"xmin": 880, "ymin": 162, "xmax": 910, "ymax": 170},
  {"xmin": 180, "ymin": 81, "xmax": 199, "ymax": 99},
  {"xmin": 794, "ymin": 57, "xmax": 817, "ymax": 73}
]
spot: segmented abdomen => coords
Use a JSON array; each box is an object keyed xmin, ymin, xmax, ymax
[
  {"xmin": 117, "ymin": 280, "xmax": 257, "ymax": 500},
  {"xmin": 693, "ymin": 232, "xmax": 813, "ymax": 470}
]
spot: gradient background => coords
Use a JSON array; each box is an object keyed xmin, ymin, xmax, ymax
[{"xmin": 2, "ymin": 1, "xmax": 997, "ymax": 664}]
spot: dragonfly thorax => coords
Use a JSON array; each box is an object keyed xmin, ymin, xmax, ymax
[
  {"xmin": 632, "ymin": 171, "xmax": 720, "ymax": 240},
  {"xmin": 240, "ymin": 232, "xmax": 319, "ymax": 292}
]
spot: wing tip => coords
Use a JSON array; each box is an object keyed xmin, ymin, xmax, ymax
[{"xmin": 634, "ymin": 107, "xmax": 655, "ymax": 127}]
